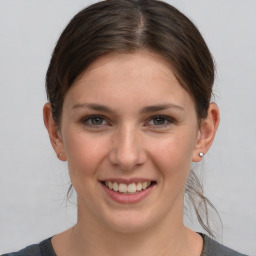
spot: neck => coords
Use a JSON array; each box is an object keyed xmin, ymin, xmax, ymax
[
  {"xmin": 71, "ymin": 218, "xmax": 189, "ymax": 256},
  {"xmin": 52, "ymin": 196, "xmax": 203, "ymax": 256}
]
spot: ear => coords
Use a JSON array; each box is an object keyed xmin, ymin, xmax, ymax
[
  {"xmin": 192, "ymin": 103, "xmax": 220, "ymax": 162},
  {"xmin": 43, "ymin": 103, "xmax": 67, "ymax": 161}
]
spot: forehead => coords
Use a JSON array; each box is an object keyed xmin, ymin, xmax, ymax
[
  {"xmin": 63, "ymin": 51, "xmax": 195, "ymax": 112},
  {"xmin": 80, "ymin": 51, "xmax": 177, "ymax": 85}
]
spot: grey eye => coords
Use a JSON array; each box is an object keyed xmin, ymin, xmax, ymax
[
  {"xmin": 82, "ymin": 116, "xmax": 107, "ymax": 126},
  {"xmin": 146, "ymin": 115, "xmax": 174, "ymax": 127},
  {"xmin": 152, "ymin": 117, "xmax": 167, "ymax": 125},
  {"xmin": 89, "ymin": 117, "xmax": 104, "ymax": 125}
]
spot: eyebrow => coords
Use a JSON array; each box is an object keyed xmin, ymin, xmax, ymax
[
  {"xmin": 72, "ymin": 103, "xmax": 115, "ymax": 113},
  {"xmin": 140, "ymin": 104, "xmax": 184, "ymax": 113},
  {"xmin": 71, "ymin": 103, "xmax": 184, "ymax": 113}
]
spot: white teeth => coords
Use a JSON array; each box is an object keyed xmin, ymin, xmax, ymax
[
  {"xmin": 136, "ymin": 182, "xmax": 142, "ymax": 191},
  {"xmin": 113, "ymin": 182, "xmax": 118, "ymax": 192},
  {"xmin": 108, "ymin": 181, "xmax": 113, "ymax": 189},
  {"xmin": 142, "ymin": 181, "xmax": 148, "ymax": 190},
  {"xmin": 104, "ymin": 181, "xmax": 153, "ymax": 193},
  {"xmin": 127, "ymin": 183, "xmax": 136, "ymax": 193},
  {"xmin": 119, "ymin": 183, "xmax": 128, "ymax": 193}
]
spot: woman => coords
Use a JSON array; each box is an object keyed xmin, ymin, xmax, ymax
[{"xmin": 2, "ymin": 0, "xmax": 247, "ymax": 255}]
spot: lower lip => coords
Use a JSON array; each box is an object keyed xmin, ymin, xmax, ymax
[{"xmin": 101, "ymin": 183, "xmax": 155, "ymax": 204}]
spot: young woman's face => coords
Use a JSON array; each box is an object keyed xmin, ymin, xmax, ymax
[{"xmin": 60, "ymin": 51, "xmax": 201, "ymax": 233}]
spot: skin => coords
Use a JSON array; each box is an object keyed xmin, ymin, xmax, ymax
[{"xmin": 44, "ymin": 51, "xmax": 219, "ymax": 256}]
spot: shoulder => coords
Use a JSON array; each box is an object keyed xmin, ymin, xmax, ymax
[
  {"xmin": 1, "ymin": 237, "xmax": 56, "ymax": 256},
  {"xmin": 200, "ymin": 233, "xmax": 248, "ymax": 256}
]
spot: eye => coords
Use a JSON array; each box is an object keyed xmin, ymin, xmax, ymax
[
  {"xmin": 82, "ymin": 115, "xmax": 108, "ymax": 127},
  {"xmin": 146, "ymin": 115, "xmax": 174, "ymax": 127}
]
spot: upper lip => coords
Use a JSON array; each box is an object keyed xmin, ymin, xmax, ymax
[{"xmin": 100, "ymin": 178, "xmax": 156, "ymax": 184}]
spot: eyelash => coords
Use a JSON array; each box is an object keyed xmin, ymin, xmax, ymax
[
  {"xmin": 82, "ymin": 115, "xmax": 109, "ymax": 127},
  {"xmin": 81, "ymin": 115, "xmax": 175, "ymax": 128},
  {"xmin": 146, "ymin": 115, "xmax": 175, "ymax": 127}
]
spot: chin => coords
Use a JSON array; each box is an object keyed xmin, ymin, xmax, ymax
[
  {"xmin": 102, "ymin": 210, "xmax": 155, "ymax": 234},
  {"xmin": 108, "ymin": 221, "xmax": 150, "ymax": 234}
]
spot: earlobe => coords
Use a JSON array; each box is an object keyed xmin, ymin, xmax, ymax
[
  {"xmin": 43, "ymin": 103, "xmax": 67, "ymax": 161},
  {"xmin": 192, "ymin": 103, "xmax": 220, "ymax": 162}
]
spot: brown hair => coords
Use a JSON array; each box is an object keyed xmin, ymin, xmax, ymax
[{"xmin": 46, "ymin": 0, "xmax": 219, "ymax": 237}]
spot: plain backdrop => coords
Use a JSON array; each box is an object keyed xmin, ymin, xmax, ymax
[{"xmin": 0, "ymin": 0, "xmax": 255, "ymax": 255}]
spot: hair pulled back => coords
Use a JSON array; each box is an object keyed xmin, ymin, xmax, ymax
[{"xmin": 46, "ymin": 0, "xmax": 218, "ymax": 237}]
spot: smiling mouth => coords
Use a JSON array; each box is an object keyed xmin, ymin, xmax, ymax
[{"xmin": 102, "ymin": 181, "xmax": 156, "ymax": 194}]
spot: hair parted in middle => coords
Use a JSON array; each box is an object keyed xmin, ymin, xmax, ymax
[{"xmin": 46, "ymin": 0, "xmax": 220, "ymax": 237}]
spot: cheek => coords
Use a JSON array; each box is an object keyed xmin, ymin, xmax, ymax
[
  {"xmin": 148, "ymin": 133, "xmax": 196, "ymax": 211},
  {"xmin": 148, "ymin": 132, "xmax": 196, "ymax": 179},
  {"xmin": 63, "ymin": 129, "xmax": 108, "ymax": 179}
]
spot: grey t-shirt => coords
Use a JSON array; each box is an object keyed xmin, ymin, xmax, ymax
[{"xmin": 2, "ymin": 233, "xmax": 247, "ymax": 256}]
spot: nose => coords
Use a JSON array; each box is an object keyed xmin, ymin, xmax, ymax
[{"xmin": 108, "ymin": 125, "xmax": 147, "ymax": 171}]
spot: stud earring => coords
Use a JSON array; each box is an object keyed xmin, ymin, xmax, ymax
[
  {"xmin": 57, "ymin": 153, "xmax": 62, "ymax": 158},
  {"xmin": 198, "ymin": 152, "xmax": 204, "ymax": 157}
]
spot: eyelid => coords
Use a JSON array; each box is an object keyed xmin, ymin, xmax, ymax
[
  {"xmin": 81, "ymin": 114, "xmax": 175, "ymax": 128},
  {"xmin": 81, "ymin": 115, "xmax": 111, "ymax": 127},
  {"xmin": 145, "ymin": 115, "xmax": 175, "ymax": 127}
]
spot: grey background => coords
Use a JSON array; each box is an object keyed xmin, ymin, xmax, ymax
[{"xmin": 0, "ymin": 0, "xmax": 255, "ymax": 255}]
